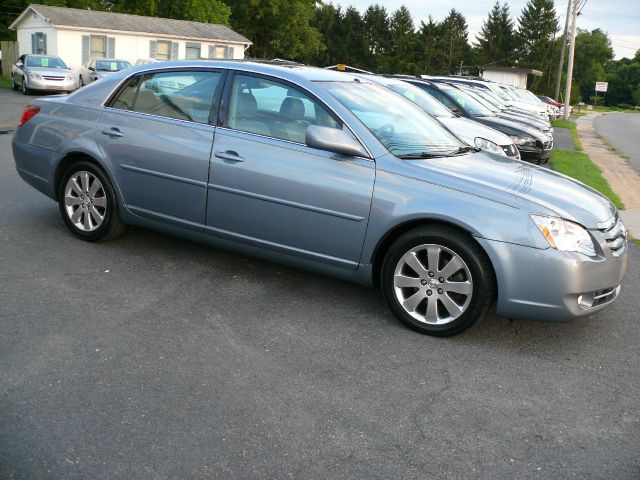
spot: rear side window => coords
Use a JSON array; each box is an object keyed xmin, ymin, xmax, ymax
[
  {"xmin": 109, "ymin": 70, "xmax": 222, "ymax": 123},
  {"xmin": 226, "ymin": 74, "xmax": 340, "ymax": 144}
]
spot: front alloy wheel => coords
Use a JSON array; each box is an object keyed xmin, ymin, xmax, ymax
[{"xmin": 381, "ymin": 225, "xmax": 495, "ymax": 336}]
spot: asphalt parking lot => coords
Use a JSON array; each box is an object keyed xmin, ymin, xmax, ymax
[{"xmin": 0, "ymin": 89, "xmax": 639, "ymax": 479}]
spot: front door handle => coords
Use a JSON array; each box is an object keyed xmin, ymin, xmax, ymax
[
  {"xmin": 101, "ymin": 127, "xmax": 124, "ymax": 138},
  {"xmin": 215, "ymin": 150, "xmax": 245, "ymax": 163}
]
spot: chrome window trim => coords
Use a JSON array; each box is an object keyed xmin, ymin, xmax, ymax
[{"xmin": 101, "ymin": 63, "xmax": 374, "ymax": 159}]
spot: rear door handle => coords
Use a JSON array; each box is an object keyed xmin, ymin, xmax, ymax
[
  {"xmin": 215, "ymin": 150, "xmax": 245, "ymax": 163},
  {"xmin": 101, "ymin": 128, "xmax": 124, "ymax": 138}
]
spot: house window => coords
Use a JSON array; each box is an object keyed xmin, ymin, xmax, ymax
[
  {"xmin": 31, "ymin": 32, "xmax": 46, "ymax": 54},
  {"xmin": 185, "ymin": 42, "xmax": 201, "ymax": 60},
  {"xmin": 208, "ymin": 45, "xmax": 234, "ymax": 59},
  {"xmin": 156, "ymin": 40, "xmax": 172, "ymax": 60},
  {"xmin": 90, "ymin": 35, "xmax": 107, "ymax": 59}
]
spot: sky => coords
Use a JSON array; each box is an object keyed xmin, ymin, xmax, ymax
[{"xmin": 333, "ymin": 0, "xmax": 640, "ymax": 60}]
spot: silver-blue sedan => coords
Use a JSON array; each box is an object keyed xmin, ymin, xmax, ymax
[{"xmin": 12, "ymin": 61, "xmax": 628, "ymax": 336}]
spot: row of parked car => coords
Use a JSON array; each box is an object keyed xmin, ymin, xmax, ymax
[
  {"xmin": 8, "ymin": 53, "xmax": 150, "ymax": 94},
  {"xmin": 12, "ymin": 59, "xmax": 627, "ymax": 336}
]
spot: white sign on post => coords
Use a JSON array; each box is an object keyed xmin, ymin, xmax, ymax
[{"xmin": 595, "ymin": 82, "xmax": 608, "ymax": 92}]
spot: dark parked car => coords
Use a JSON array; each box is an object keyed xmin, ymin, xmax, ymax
[{"xmin": 12, "ymin": 61, "xmax": 627, "ymax": 336}]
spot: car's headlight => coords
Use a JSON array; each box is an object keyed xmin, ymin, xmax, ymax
[
  {"xmin": 65, "ymin": 73, "xmax": 74, "ymax": 80},
  {"xmin": 474, "ymin": 137, "xmax": 506, "ymax": 156},
  {"xmin": 509, "ymin": 135, "xmax": 536, "ymax": 146},
  {"xmin": 27, "ymin": 72, "xmax": 42, "ymax": 80},
  {"xmin": 530, "ymin": 214, "xmax": 597, "ymax": 257}
]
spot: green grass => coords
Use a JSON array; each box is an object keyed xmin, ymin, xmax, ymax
[
  {"xmin": 550, "ymin": 149, "xmax": 624, "ymax": 210},
  {"xmin": 0, "ymin": 76, "xmax": 11, "ymax": 89},
  {"xmin": 551, "ymin": 118, "xmax": 583, "ymax": 151},
  {"xmin": 573, "ymin": 104, "xmax": 640, "ymax": 113}
]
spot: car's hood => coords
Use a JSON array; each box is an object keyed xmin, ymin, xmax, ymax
[
  {"xmin": 407, "ymin": 151, "xmax": 615, "ymax": 228},
  {"xmin": 496, "ymin": 112, "xmax": 549, "ymax": 131},
  {"xmin": 473, "ymin": 116, "xmax": 546, "ymax": 140},
  {"xmin": 26, "ymin": 67, "xmax": 71, "ymax": 76},
  {"xmin": 439, "ymin": 116, "xmax": 512, "ymax": 146}
]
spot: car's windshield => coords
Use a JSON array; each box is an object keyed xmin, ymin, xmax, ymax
[
  {"xmin": 96, "ymin": 60, "xmax": 131, "ymax": 72},
  {"xmin": 440, "ymin": 85, "xmax": 494, "ymax": 117},
  {"xmin": 475, "ymin": 89, "xmax": 508, "ymax": 109},
  {"xmin": 321, "ymin": 81, "xmax": 465, "ymax": 157},
  {"xmin": 386, "ymin": 83, "xmax": 455, "ymax": 118},
  {"xmin": 26, "ymin": 56, "xmax": 67, "ymax": 69},
  {"xmin": 488, "ymin": 84, "xmax": 511, "ymax": 101}
]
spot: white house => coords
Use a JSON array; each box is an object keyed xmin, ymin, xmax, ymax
[
  {"xmin": 480, "ymin": 66, "xmax": 543, "ymax": 89},
  {"xmin": 9, "ymin": 4, "xmax": 252, "ymax": 71}
]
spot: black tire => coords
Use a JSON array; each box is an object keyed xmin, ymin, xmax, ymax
[
  {"xmin": 57, "ymin": 161, "xmax": 126, "ymax": 242},
  {"xmin": 11, "ymin": 76, "xmax": 18, "ymax": 91},
  {"xmin": 380, "ymin": 225, "xmax": 495, "ymax": 336},
  {"xmin": 79, "ymin": 76, "xmax": 84, "ymax": 87}
]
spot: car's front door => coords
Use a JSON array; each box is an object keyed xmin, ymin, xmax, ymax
[
  {"xmin": 206, "ymin": 72, "xmax": 375, "ymax": 269},
  {"xmin": 13, "ymin": 55, "xmax": 26, "ymax": 85},
  {"xmin": 96, "ymin": 69, "xmax": 225, "ymax": 230}
]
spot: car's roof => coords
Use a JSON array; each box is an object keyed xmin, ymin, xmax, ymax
[
  {"xmin": 129, "ymin": 60, "xmax": 365, "ymax": 83},
  {"xmin": 93, "ymin": 58, "xmax": 130, "ymax": 62}
]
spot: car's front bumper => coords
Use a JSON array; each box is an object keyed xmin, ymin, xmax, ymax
[
  {"xmin": 476, "ymin": 229, "xmax": 627, "ymax": 322},
  {"xmin": 26, "ymin": 77, "xmax": 76, "ymax": 92}
]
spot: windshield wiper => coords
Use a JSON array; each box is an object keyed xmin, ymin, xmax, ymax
[
  {"xmin": 451, "ymin": 146, "xmax": 481, "ymax": 154},
  {"xmin": 397, "ymin": 152, "xmax": 454, "ymax": 159}
]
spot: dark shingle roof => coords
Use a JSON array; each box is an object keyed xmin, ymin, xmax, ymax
[{"xmin": 19, "ymin": 4, "xmax": 251, "ymax": 44}]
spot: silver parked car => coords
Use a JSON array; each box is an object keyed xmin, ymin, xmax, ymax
[
  {"xmin": 79, "ymin": 58, "xmax": 132, "ymax": 87},
  {"xmin": 12, "ymin": 61, "xmax": 628, "ymax": 336},
  {"xmin": 11, "ymin": 54, "xmax": 75, "ymax": 94}
]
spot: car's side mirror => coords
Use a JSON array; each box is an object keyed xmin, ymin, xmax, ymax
[
  {"xmin": 88, "ymin": 66, "xmax": 95, "ymax": 71},
  {"xmin": 16, "ymin": 61, "xmax": 23, "ymax": 68},
  {"xmin": 305, "ymin": 125, "xmax": 368, "ymax": 158}
]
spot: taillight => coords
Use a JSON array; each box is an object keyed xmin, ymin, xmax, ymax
[{"xmin": 19, "ymin": 105, "xmax": 40, "ymax": 127}]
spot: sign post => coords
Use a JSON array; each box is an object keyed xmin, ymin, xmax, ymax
[{"xmin": 595, "ymin": 81, "xmax": 608, "ymax": 107}]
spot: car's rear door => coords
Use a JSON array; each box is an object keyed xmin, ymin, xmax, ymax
[
  {"xmin": 205, "ymin": 71, "xmax": 375, "ymax": 269},
  {"xmin": 96, "ymin": 69, "xmax": 225, "ymax": 230}
]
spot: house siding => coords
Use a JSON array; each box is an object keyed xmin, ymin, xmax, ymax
[{"xmin": 16, "ymin": 13, "xmax": 56, "ymax": 56}]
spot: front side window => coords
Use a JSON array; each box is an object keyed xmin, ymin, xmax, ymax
[
  {"xmin": 440, "ymin": 86, "xmax": 493, "ymax": 117},
  {"xmin": 109, "ymin": 70, "xmax": 221, "ymax": 123},
  {"xmin": 321, "ymin": 81, "xmax": 464, "ymax": 157},
  {"xmin": 226, "ymin": 74, "xmax": 340, "ymax": 144}
]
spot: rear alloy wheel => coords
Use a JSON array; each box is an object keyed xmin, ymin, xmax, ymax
[
  {"xmin": 58, "ymin": 161, "xmax": 126, "ymax": 241},
  {"xmin": 381, "ymin": 225, "xmax": 495, "ymax": 336}
]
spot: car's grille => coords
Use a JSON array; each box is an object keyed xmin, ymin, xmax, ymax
[
  {"xmin": 43, "ymin": 76, "xmax": 64, "ymax": 81},
  {"xmin": 599, "ymin": 216, "xmax": 627, "ymax": 257}
]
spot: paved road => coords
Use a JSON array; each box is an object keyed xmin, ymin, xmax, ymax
[
  {"xmin": 1, "ymin": 88, "xmax": 639, "ymax": 479},
  {"xmin": 594, "ymin": 112, "xmax": 640, "ymax": 172}
]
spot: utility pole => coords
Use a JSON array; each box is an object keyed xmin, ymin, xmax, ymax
[
  {"xmin": 563, "ymin": 0, "xmax": 579, "ymax": 120},
  {"xmin": 554, "ymin": 0, "xmax": 572, "ymax": 101}
]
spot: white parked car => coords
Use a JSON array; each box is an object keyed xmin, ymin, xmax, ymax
[{"xmin": 79, "ymin": 58, "xmax": 132, "ymax": 86}]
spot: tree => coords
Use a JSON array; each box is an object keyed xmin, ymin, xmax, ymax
[
  {"xmin": 573, "ymin": 28, "xmax": 614, "ymax": 103},
  {"xmin": 363, "ymin": 3, "xmax": 392, "ymax": 70},
  {"xmin": 227, "ymin": 0, "xmax": 323, "ymax": 61},
  {"xmin": 474, "ymin": 2, "xmax": 516, "ymax": 66},
  {"xmin": 416, "ymin": 16, "xmax": 445, "ymax": 74},
  {"xmin": 516, "ymin": 0, "xmax": 558, "ymax": 69},
  {"xmin": 341, "ymin": 6, "xmax": 368, "ymax": 69},
  {"xmin": 388, "ymin": 5, "xmax": 417, "ymax": 74},
  {"xmin": 310, "ymin": 3, "xmax": 342, "ymax": 66},
  {"xmin": 441, "ymin": 9, "xmax": 471, "ymax": 74}
]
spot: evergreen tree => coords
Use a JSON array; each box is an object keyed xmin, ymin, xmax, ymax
[
  {"xmin": 516, "ymin": 0, "xmax": 558, "ymax": 69},
  {"xmin": 310, "ymin": 3, "xmax": 344, "ymax": 67},
  {"xmin": 388, "ymin": 5, "xmax": 417, "ymax": 74},
  {"xmin": 363, "ymin": 4, "xmax": 391, "ymax": 70},
  {"xmin": 341, "ymin": 6, "xmax": 368, "ymax": 69},
  {"xmin": 441, "ymin": 9, "xmax": 471, "ymax": 73},
  {"xmin": 417, "ymin": 16, "xmax": 445, "ymax": 74},
  {"xmin": 474, "ymin": 2, "xmax": 516, "ymax": 66}
]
